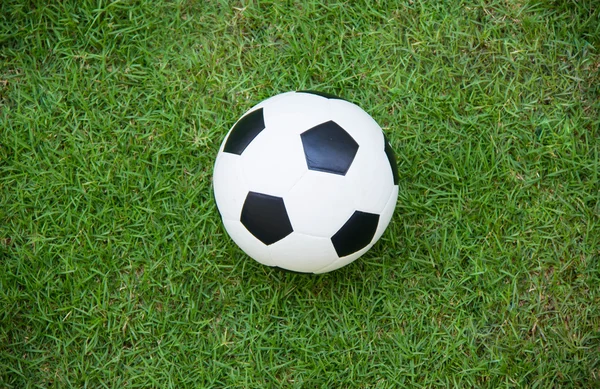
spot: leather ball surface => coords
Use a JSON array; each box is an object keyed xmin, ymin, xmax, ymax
[{"xmin": 213, "ymin": 91, "xmax": 398, "ymax": 273}]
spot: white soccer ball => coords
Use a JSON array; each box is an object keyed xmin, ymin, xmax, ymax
[{"xmin": 213, "ymin": 91, "xmax": 398, "ymax": 273}]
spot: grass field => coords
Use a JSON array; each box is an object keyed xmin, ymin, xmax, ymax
[{"xmin": 1, "ymin": 0, "xmax": 599, "ymax": 387}]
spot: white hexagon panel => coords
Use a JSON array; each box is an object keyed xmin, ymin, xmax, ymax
[
  {"xmin": 213, "ymin": 91, "xmax": 399, "ymax": 273},
  {"xmin": 239, "ymin": 127, "xmax": 307, "ymax": 197}
]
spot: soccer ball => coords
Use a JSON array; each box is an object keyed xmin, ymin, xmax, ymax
[{"xmin": 213, "ymin": 91, "xmax": 398, "ymax": 273}]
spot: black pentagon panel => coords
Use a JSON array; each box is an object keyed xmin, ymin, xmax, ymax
[
  {"xmin": 241, "ymin": 192, "xmax": 293, "ymax": 245},
  {"xmin": 383, "ymin": 135, "xmax": 399, "ymax": 185},
  {"xmin": 331, "ymin": 211, "xmax": 380, "ymax": 257},
  {"xmin": 297, "ymin": 90, "xmax": 347, "ymax": 101},
  {"xmin": 300, "ymin": 121, "xmax": 359, "ymax": 175},
  {"xmin": 224, "ymin": 108, "xmax": 266, "ymax": 155}
]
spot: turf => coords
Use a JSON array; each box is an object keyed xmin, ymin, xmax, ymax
[{"xmin": 1, "ymin": 0, "xmax": 599, "ymax": 387}]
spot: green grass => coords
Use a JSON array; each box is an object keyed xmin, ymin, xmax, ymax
[{"xmin": 1, "ymin": 0, "xmax": 599, "ymax": 387}]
